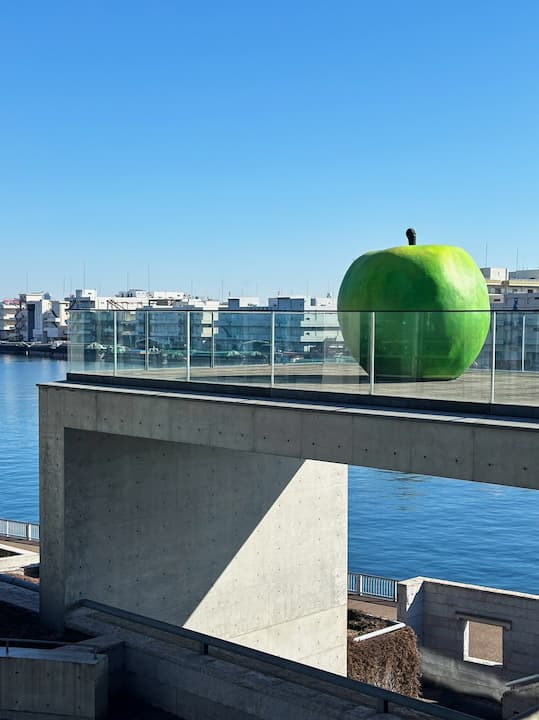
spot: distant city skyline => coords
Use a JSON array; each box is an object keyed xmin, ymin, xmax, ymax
[{"xmin": 1, "ymin": 1, "xmax": 538, "ymax": 299}]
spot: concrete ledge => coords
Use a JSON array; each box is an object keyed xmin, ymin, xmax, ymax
[{"xmin": 0, "ymin": 648, "xmax": 108, "ymax": 719}]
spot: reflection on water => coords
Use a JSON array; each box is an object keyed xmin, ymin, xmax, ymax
[{"xmin": 349, "ymin": 465, "xmax": 539, "ymax": 595}]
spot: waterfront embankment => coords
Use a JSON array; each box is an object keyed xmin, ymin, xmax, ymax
[{"xmin": 0, "ymin": 341, "xmax": 66, "ymax": 359}]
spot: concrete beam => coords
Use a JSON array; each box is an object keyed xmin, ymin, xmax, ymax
[{"xmin": 40, "ymin": 382, "xmax": 539, "ymax": 489}]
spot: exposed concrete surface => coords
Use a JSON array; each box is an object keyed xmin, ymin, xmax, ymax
[
  {"xmin": 398, "ymin": 577, "xmax": 539, "ymax": 702},
  {"xmin": 0, "ymin": 578, "xmax": 39, "ymax": 613},
  {"xmin": 41, "ymin": 383, "xmax": 348, "ymax": 673},
  {"xmin": 0, "ymin": 646, "xmax": 108, "ymax": 719},
  {"xmin": 0, "ymin": 542, "xmax": 39, "ymax": 572},
  {"xmin": 40, "ymin": 381, "xmax": 539, "ymax": 489},
  {"xmin": 64, "ymin": 605, "xmax": 436, "ymax": 720}
]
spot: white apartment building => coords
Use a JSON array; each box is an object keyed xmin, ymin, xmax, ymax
[
  {"xmin": 0, "ymin": 300, "xmax": 20, "ymax": 340},
  {"xmin": 16, "ymin": 293, "xmax": 69, "ymax": 342}
]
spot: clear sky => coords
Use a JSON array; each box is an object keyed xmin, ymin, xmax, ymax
[{"xmin": 1, "ymin": 1, "xmax": 538, "ymax": 300}]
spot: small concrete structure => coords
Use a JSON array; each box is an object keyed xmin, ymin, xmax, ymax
[
  {"xmin": 0, "ymin": 542, "xmax": 39, "ymax": 573},
  {"xmin": 398, "ymin": 577, "xmax": 539, "ymax": 703},
  {"xmin": 0, "ymin": 647, "xmax": 108, "ymax": 720}
]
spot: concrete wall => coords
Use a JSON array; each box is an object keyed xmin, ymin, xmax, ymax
[
  {"xmin": 62, "ymin": 432, "xmax": 347, "ymax": 671},
  {"xmin": 0, "ymin": 648, "xmax": 107, "ymax": 720},
  {"xmin": 398, "ymin": 577, "xmax": 539, "ymax": 701},
  {"xmin": 40, "ymin": 381, "xmax": 348, "ymax": 674}
]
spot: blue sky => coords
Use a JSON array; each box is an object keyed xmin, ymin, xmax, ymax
[{"xmin": 1, "ymin": 1, "xmax": 538, "ymax": 300}]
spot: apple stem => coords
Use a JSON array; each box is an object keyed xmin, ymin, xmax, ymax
[{"xmin": 406, "ymin": 228, "xmax": 417, "ymax": 245}]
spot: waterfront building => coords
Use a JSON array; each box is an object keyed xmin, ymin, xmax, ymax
[
  {"xmin": 477, "ymin": 268, "xmax": 539, "ymax": 371},
  {"xmin": 15, "ymin": 292, "xmax": 69, "ymax": 343},
  {"xmin": 0, "ymin": 299, "xmax": 20, "ymax": 340}
]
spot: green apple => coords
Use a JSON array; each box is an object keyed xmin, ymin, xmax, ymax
[{"xmin": 337, "ymin": 229, "xmax": 491, "ymax": 381}]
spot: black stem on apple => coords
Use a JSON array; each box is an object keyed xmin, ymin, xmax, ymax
[{"xmin": 406, "ymin": 228, "xmax": 417, "ymax": 246}]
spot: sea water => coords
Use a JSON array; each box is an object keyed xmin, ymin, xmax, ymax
[{"xmin": 1, "ymin": 354, "xmax": 538, "ymax": 594}]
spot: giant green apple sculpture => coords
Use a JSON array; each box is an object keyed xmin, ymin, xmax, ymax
[{"xmin": 337, "ymin": 229, "xmax": 490, "ymax": 381}]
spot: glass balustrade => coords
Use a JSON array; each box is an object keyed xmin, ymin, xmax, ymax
[{"xmin": 67, "ymin": 309, "xmax": 539, "ymax": 407}]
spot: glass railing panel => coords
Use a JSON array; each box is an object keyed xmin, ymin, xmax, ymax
[
  {"xmin": 371, "ymin": 310, "xmax": 493, "ymax": 403},
  {"xmin": 273, "ymin": 311, "xmax": 369, "ymax": 393},
  {"xmin": 68, "ymin": 310, "xmax": 115, "ymax": 375},
  {"xmin": 192, "ymin": 311, "xmax": 272, "ymax": 386},
  {"xmin": 493, "ymin": 311, "xmax": 539, "ymax": 406},
  {"xmin": 113, "ymin": 310, "xmax": 142, "ymax": 373},
  {"xmin": 146, "ymin": 310, "xmax": 188, "ymax": 379},
  {"xmin": 67, "ymin": 308, "xmax": 538, "ymax": 407}
]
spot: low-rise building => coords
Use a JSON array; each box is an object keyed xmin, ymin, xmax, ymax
[{"xmin": 0, "ymin": 299, "xmax": 20, "ymax": 340}]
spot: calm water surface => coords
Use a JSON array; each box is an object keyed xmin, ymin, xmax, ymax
[
  {"xmin": 1, "ymin": 355, "xmax": 538, "ymax": 594},
  {"xmin": 0, "ymin": 354, "xmax": 63, "ymax": 522}
]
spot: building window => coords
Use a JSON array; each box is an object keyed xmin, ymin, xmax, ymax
[{"xmin": 458, "ymin": 614, "xmax": 509, "ymax": 666}]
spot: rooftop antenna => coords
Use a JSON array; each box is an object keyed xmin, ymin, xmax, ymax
[
  {"xmin": 516, "ymin": 249, "xmax": 519, "ymax": 271},
  {"xmin": 485, "ymin": 243, "xmax": 488, "ymax": 267},
  {"xmin": 83, "ymin": 261, "xmax": 86, "ymax": 289}
]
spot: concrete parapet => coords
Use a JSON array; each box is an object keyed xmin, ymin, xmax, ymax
[
  {"xmin": 0, "ymin": 647, "xmax": 108, "ymax": 719},
  {"xmin": 65, "ymin": 606, "xmax": 434, "ymax": 720}
]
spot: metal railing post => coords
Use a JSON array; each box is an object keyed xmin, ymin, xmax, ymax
[
  {"xmin": 521, "ymin": 314, "xmax": 526, "ymax": 372},
  {"xmin": 113, "ymin": 312, "xmax": 118, "ymax": 376},
  {"xmin": 210, "ymin": 311, "xmax": 215, "ymax": 369},
  {"xmin": 270, "ymin": 312, "xmax": 275, "ymax": 387},
  {"xmin": 144, "ymin": 311, "xmax": 149, "ymax": 372},
  {"xmin": 377, "ymin": 697, "xmax": 389, "ymax": 714},
  {"xmin": 490, "ymin": 311, "xmax": 496, "ymax": 404},
  {"xmin": 26, "ymin": 523, "xmax": 31, "ymax": 542},
  {"xmin": 186, "ymin": 311, "xmax": 191, "ymax": 381},
  {"xmin": 369, "ymin": 311, "xmax": 375, "ymax": 394}
]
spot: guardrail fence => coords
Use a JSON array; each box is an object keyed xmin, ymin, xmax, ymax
[
  {"xmin": 348, "ymin": 572, "xmax": 398, "ymax": 602},
  {"xmin": 66, "ymin": 308, "xmax": 539, "ymax": 408},
  {"xmin": 0, "ymin": 519, "xmax": 40, "ymax": 543}
]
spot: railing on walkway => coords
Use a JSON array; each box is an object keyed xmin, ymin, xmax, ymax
[
  {"xmin": 79, "ymin": 598, "xmax": 479, "ymax": 720},
  {"xmin": 66, "ymin": 308, "xmax": 539, "ymax": 408},
  {"xmin": 348, "ymin": 572, "xmax": 398, "ymax": 602},
  {"xmin": 0, "ymin": 519, "xmax": 39, "ymax": 543}
]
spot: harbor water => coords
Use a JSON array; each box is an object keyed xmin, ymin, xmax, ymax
[{"xmin": 1, "ymin": 354, "xmax": 538, "ymax": 594}]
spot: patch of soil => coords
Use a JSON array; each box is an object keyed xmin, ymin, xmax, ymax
[{"xmin": 347, "ymin": 608, "xmax": 392, "ymax": 635}]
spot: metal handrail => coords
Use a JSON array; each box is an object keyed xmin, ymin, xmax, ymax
[
  {"xmin": 506, "ymin": 673, "xmax": 539, "ymax": 689},
  {"xmin": 0, "ymin": 636, "xmax": 102, "ymax": 659},
  {"xmin": 79, "ymin": 598, "xmax": 480, "ymax": 720},
  {"xmin": 0, "ymin": 518, "xmax": 40, "ymax": 542},
  {"xmin": 348, "ymin": 571, "xmax": 399, "ymax": 602}
]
